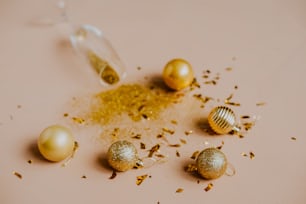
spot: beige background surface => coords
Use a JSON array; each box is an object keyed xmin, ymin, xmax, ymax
[{"xmin": 1, "ymin": 0, "xmax": 306, "ymax": 203}]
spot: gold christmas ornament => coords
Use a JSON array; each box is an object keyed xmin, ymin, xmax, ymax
[
  {"xmin": 196, "ymin": 147, "xmax": 227, "ymax": 180},
  {"xmin": 162, "ymin": 58, "xmax": 194, "ymax": 91},
  {"xmin": 207, "ymin": 106, "xmax": 240, "ymax": 134},
  {"xmin": 38, "ymin": 125, "xmax": 75, "ymax": 162},
  {"xmin": 107, "ymin": 140, "xmax": 142, "ymax": 172}
]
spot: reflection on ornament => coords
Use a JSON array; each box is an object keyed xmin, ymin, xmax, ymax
[
  {"xmin": 162, "ymin": 58, "xmax": 194, "ymax": 91},
  {"xmin": 207, "ymin": 106, "xmax": 240, "ymax": 134},
  {"xmin": 196, "ymin": 147, "xmax": 227, "ymax": 180},
  {"xmin": 107, "ymin": 140, "xmax": 142, "ymax": 172}
]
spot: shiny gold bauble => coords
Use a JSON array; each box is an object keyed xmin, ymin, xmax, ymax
[
  {"xmin": 162, "ymin": 58, "xmax": 194, "ymax": 91},
  {"xmin": 196, "ymin": 147, "xmax": 227, "ymax": 180},
  {"xmin": 207, "ymin": 106, "xmax": 240, "ymax": 134},
  {"xmin": 107, "ymin": 140, "xmax": 139, "ymax": 172},
  {"xmin": 38, "ymin": 125, "xmax": 75, "ymax": 162}
]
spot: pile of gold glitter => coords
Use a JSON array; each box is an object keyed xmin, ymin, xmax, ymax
[{"xmin": 89, "ymin": 84, "xmax": 183, "ymax": 125}]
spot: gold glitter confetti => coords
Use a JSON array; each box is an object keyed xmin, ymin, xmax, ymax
[
  {"xmin": 190, "ymin": 151, "xmax": 199, "ymax": 160},
  {"xmin": 176, "ymin": 188, "xmax": 184, "ymax": 193},
  {"xmin": 63, "ymin": 113, "xmax": 69, "ymax": 117},
  {"xmin": 89, "ymin": 84, "xmax": 182, "ymax": 124},
  {"xmin": 185, "ymin": 164, "xmax": 197, "ymax": 172},
  {"xmin": 148, "ymin": 144, "xmax": 160, "ymax": 157},
  {"xmin": 140, "ymin": 142, "xmax": 146, "ymax": 149},
  {"xmin": 256, "ymin": 102, "xmax": 266, "ymax": 106},
  {"xmin": 216, "ymin": 141, "xmax": 225, "ymax": 150},
  {"xmin": 13, "ymin": 171, "xmax": 22, "ymax": 179},
  {"xmin": 241, "ymin": 115, "xmax": 250, "ymax": 119},
  {"xmin": 136, "ymin": 174, "xmax": 148, "ymax": 185},
  {"xmin": 176, "ymin": 151, "xmax": 181, "ymax": 157},
  {"xmin": 109, "ymin": 170, "xmax": 117, "ymax": 179},
  {"xmin": 250, "ymin": 152, "xmax": 255, "ymax": 160},
  {"xmin": 27, "ymin": 159, "xmax": 33, "ymax": 164},
  {"xmin": 180, "ymin": 139, "xmax": 187, "ymax": 144},
  {"xmin": 204, "ymin": 183, "xmax": 214, "ymax": 192},
  {"xmin": 162, "ymin": 128, "xmax": 175, "ymax": 135},
  {"xmin": 171, "ymin": 120, "xmax": 178, "ymax": 125},
  {"xmin": 131, "ymin": 134, "xmax": 141, "ymax": 139},
  {"xmin": 81, "ymin": 175, "xmax": 87, "ymax": 179},
  {"xmin": 225, "ymin": 67, "xmax": 233, "ymax": 71},
  {"xmin": 184, "ymin": 130, "xmax": 193, "ymax": 136},
  {"xmin": 72, "ymin": 116, "xmax": 85, "ymax": 124},
  {"xmin": 241, "ymin": 152, "xmax": 248, "ymax": 157},
  {"xmin": 291, "ymin": 137, "xmax": 297, "ymax": 141},
  {"xmin": 168, "ymin": 144, "xmax": 181, "ymax": 148}
]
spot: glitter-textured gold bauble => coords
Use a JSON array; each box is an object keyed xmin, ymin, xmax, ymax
[
  {"xmin": 38, "ymin": 125, "xmax": 75, "ymax": 162},
  {"xmin": 162, "ymin": 58, "xmax": 194, "ymax": 91},
  {"xmin": 196, "ymin": 147, "xmax": 227, "ymax": 180},
  {"xmin": 207, "ymin": 106, "xmax": 240, "ymax": 134},
  {"xmin": 107, "ymin": 140, "xmax": 140, "ymax": 172}
]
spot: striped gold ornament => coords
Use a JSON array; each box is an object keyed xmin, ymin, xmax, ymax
[{"xmin": 207, "ymin": 106, "xmax": 240, "ymax": 134}]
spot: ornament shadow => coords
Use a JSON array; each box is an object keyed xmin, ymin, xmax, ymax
[
  {"xmin": 26, "ymin": 139, "xmax": 47, "ymax": 162},
  {"xmin": 94, "ymin": 152, "xmax": 113, "ymax": 172},
  {"xmin": 193, "ymin": 117, "xmax": 217, "ymax": 136}
]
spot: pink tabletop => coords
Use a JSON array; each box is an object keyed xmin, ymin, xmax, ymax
[{"xmin": 1, "ymin": 0, "xmax": 306, "ymax": 203}]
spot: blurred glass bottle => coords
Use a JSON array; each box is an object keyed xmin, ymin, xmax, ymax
[{"xmin": 38, "ymin": 0, "xmax": 126, "ymax": 86}]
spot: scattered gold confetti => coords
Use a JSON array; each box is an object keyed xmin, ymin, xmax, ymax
[
  {"xmin": 180, "ymin": 139, "xmax": 187, "ymax": 144},
  {"xmin": 250, "ymin": 152, "xmax": 255, "ymax": 160},
  {"xmin": 137, "ymin": 66, "xmax": 142, "ymax": 70},
  {"xmin": 136, "ymin": 174, "xmax": 148, "ymax": 186},
  {"xmin": 27, "ymin": 159, "xmax": 33, "ymax": 164},
  {"xmin": 81, "ymin": 175, "xmax": 87, "ymax": 179},
  {"xmin": 89, "ymin": 84, "xmax": 182, "ymax": 124},
  {"xmin": 241, "ymin": 152, "xmax": 248, "ymax": 157},
  {"xmin": 190, "ymin": 151, "xmax": 199, "ymax": 160},
  {"xmin": 225, "ymin": 67, "xmax": 233, "ymax": 71},
  {"xmin": 131, "ymin": 134, "xmax": 141, "ymax": 139},
  {"xmin": 140, "ymin": 142, "xmax": 146, "ymax": 149},
  {"xmin": 216, "ymin": 141, "xmax": 225, "ymax": 150},
  {"xmin": 17, "ymin": 105, "xmax": 22, "ymax": 109},
  {"xmin": 176, "ymin": 188, "xmax": 184, "ymax": 193},
  {"xmin": 256, "ymin": 102, "xmax": 266, "ymax": 106},
  {"xmin": 155, "ymin": 154, "xmax": 166, "ymax": 158},
  {"xmin": 63, "ymin": 113, "xmax": 69, "ymax": 117},
  {"xmin": 109, "ymin": 170, "xmax": 117, "ymax": 179},
  {"xmin": 204, "ymin": 183, "xmax": 214, "ymax": 192},
  {"xmin": 148, "ymin": 144, "xmax": 160, "ymax": 157},
  {"xmin": 243, "ymin": 122, "xmax": 255, "ymax": 131},
  {"xmin": 162, "ymin": 128, "xmax": 175, "ymax": 135},
  {"xmin": 176, "ymin": 150, "xmax": 180, "ymax": 157},
  {"xmin": 13, "ymin": 171, "xmax": 22, "ymax": 179},
  {"xmin": 184, "ymin": 130, "xmax": 193, "ymax": 136},
  {"xmin": 291, "ymin": 137, "xmax": 297, "ymax": 141},
  {"xmin": 185, "ymin": 164, "xmax": 197, "ymax": 172},
  {"xmin": 168, "ymin": 144, "xmax": 181, "ymax": 148},
  {"xmin": 171, "ymin": 120, "xmax": 178, "ymax": 125},
  {"xmin": 241, "ymin": 115, "xmax": 250, "ymax": 119},
  {"xmin": 72, "ymin": 116, "xmax": 85, "ymax": 124}
]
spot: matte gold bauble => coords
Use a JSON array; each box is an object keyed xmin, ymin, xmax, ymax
[
  {"xmin": 162, "ymin": 58, "xmax": 194, "ymax": 91},
  {"xmin": 38, "ymin": 125, "xmax": 75, "ymax": 162},
  {"xmin": 196, "ymin": 147, "xmax": 227, "ymax": 180},
  {"xmin": 107, "ymin": 140, "xmax": 140, "ymax": 172},
  {"xmin": 208, "ymin": 106, "xmax": 240, "ymax": 134}
]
